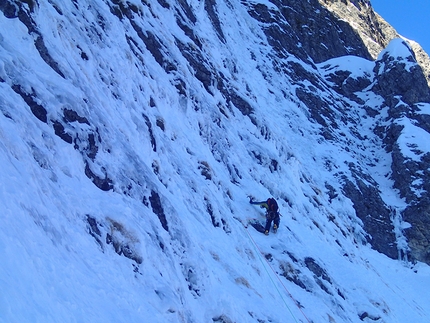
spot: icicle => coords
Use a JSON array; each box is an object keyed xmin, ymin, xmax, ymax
[{"xmin": 390, "ymin": 206, "xmax": 411, "ymax": 264}]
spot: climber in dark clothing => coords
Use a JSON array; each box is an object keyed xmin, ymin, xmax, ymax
[{"xmin": 250, "ymin": 197, "xmax": 280, "ymax": 235}]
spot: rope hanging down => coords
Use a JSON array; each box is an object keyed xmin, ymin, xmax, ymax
[{"xmin": 244, "ymin": 226, "xmax": 312, "ymax": 323}]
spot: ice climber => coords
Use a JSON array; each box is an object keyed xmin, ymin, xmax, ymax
[{"xmin": 249, "ymin": 197, "xmax": 280, "ymax": 235}]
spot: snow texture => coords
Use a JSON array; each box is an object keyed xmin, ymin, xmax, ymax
[{"xmin": 0, "ymin": 1, "xmax": 429, "ymax": 322}]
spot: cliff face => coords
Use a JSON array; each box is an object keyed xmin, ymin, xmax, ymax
[
  {"xmin": 320, "ymin": 0, "xmax": 430, "ymax": 86},
  {"xmin": 1, "ymin": 0, "xmax": 430, "ymax": 321},
  {"xmin": 244, "ymin": 0, "xmax": 430, "ymax": 263},
  {"xmin": 319, "ymin": 0, "xmax": 430, "ymax": 263}
]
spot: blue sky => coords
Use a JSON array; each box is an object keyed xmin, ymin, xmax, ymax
[{"xmin": 371, "ymin": 0, "xmax": 430, "ymax": 55}]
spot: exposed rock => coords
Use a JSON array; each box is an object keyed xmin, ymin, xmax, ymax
[
  {"xmin": 149, "ymin": 190, "xmax": 169, "ymax": 231},
  {"xmin": 52, "ymin": 120, "xmax": 73, "ymax": 144},
  {"xmin": 320, "ymin": 0, "xmax": 430, "ymax": 86},
  {"xmin": 106, "ymin": 218, "xmax": 143, "ymax": 265},
  {"xmin": 63, "ymin": 108, "xmax": 90, "ymax": 125},
  {"xmin": 403, "ymin": 201, "xmax": 430, "ymax": 264},
  {"xmin": 246, "ymin": 0, "xmax": 372, "ymax": 64},
  {"xmin": 372, "ymin": 41, "xmax": 430, "ymax": 106},
  {"xmin": 11, "ymin": 84, "xmax": 48, "ymax": 123},
  {"xmin": 84, "ymin": 161, "xmax": 114, "ymax": 191},
  {"xmin": 342, "ymin": 176, "xmax": 397, "ymax": 260}
]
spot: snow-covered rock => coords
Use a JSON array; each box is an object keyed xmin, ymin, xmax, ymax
[{"xmin": 0, "ymin": 0, "xmax": 430, "ymax": 322}]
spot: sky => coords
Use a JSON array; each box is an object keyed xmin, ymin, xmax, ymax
[{"xmin": 371, "ymin": 0, "xmax": 430, "ymax": 55}]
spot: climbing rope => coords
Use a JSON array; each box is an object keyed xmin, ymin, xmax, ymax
[{"xmin": 244, "ymin": 226, "xmax": 312, "ymax": 323}]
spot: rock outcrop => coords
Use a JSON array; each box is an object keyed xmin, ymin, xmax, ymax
[{"xmin": 320, "ymin": 0, "xmax": 430, "ymax": 86}]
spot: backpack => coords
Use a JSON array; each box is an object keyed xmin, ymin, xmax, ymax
[{"xmin": 267, "ymin": 198, "xmax": 278, "ymax": 212}]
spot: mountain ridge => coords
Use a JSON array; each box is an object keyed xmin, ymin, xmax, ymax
[{"xmin": 320, "ymin": 0, "xmax": 430, "ymax": 86}]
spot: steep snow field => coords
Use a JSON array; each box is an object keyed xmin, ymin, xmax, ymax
[{"xmin": 1, "ymin": 0, "xmax": 430, "ymax": 322}]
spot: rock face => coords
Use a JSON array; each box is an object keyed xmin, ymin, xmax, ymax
[
  {"xmin": 1, "ymin": 0, "xmax": 430, "ymax": 266},
  {"xmin": 373, "ymin": 42, "xmax": 430, "ymax": 107},
  {"xmin": 373, "ymin": 42, "xmax": 430, "ymax": 264},
  {"xmin": 2, "ymin": 0, "xmax": 430, "ymax": 321},
  {"xmin": 245, "ymin": 0, "xmax": 430, "ymax": 263},
  {"xmin": 246, "ymin": 0, "xmax": 372, "ymax": 64},
  {"xmin": 320, "ymin": 0, "xmax": 430, "ymax": 86},
  {"xmin": 318, "ymin": 34, "xmax": 430, "ymax": 262}
]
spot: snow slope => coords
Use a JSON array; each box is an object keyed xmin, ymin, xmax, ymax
[{"xmin": 0, "ymin": 0, "xmax": 430, "ymax": 322}]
